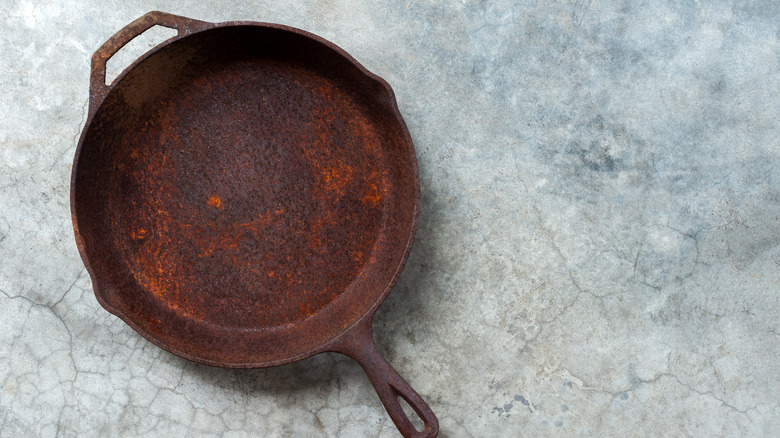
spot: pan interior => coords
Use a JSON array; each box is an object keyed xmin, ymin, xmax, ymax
[
  {"xmin": 74, "ymin": 25, "xmax": 416, "ymax": 351},
  {"xmin": 117, "ymin": 61, "xmax": 386, "ymax": 329}
]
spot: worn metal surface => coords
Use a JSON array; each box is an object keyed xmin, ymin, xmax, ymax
[{"xmin": 70, "ymin": 11, "xmax": 437, "ymax": 438}]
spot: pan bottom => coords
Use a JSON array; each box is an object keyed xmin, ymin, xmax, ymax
[{"xmin": 107, "ymin": 56, "xmax": 389, "ymax": 329}]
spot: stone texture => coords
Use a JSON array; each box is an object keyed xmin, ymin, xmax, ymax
[{"xmin": 1, "ymin": 0, "xmax": 778, "ymax": 436}]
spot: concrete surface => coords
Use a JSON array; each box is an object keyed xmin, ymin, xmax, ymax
[{"xmin": 1, "ymin": 0, "xmax": 779, "ymax": 436}]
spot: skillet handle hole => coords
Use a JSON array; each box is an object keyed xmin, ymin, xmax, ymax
[
  {"xmin": 397, "ymin": 394, "xmax": 425, "ymax": 433},
  {"xmin": 105, "ymin": 25, "xmax": 177, "ymax": 85}
]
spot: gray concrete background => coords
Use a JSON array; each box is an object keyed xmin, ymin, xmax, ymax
[{"xmin": 1, "ymin": 0, "xmax": 779, "ymax": 436}]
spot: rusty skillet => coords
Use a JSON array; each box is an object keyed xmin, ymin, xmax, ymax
[{"xmin": 70, "ymin": 11, "xmax": 438, "ymax": 437}]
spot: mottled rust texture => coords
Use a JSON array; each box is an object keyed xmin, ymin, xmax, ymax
[
  {"xmin": 72, "ymin": 13, "xmax": 436, "ymax": 437},
  {"xmin": 116, "ymin": 55, "xmax": 386, "ymax": 330}
]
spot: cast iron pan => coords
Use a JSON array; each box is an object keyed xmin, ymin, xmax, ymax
[{"xmin": 71, "ymin": 11, "xmax": 438, "ymax": 438}]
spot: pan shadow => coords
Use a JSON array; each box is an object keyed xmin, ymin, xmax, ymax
[{"xmin": 180, "ymin": 154, "xmax": 444, "ymax": 434}]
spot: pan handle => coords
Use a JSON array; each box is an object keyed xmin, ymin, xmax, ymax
[
  {"xmin": 330, "ymin": 317, "xmax": 439, "ymax": 438},
  {"xmin": 89, "ymin": 11, "xmax": 209, "ymax": 110}
]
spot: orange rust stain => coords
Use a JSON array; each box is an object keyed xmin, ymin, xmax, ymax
[
  {"xmin": 310, "ymin": 160, "xmax": 354, "ymax": 196},
  {"xmin": 298, "ymin": 300, "xmax": 313, "ymax": 317},
  {"xmin": 351, "ymin": 249, "xmax": 366, "ymax": 265},
  {"xmin": 361, "ymin": 169, "xmax": 386, "ymax": 207},
  {"xmin": 362, "ymin": 181, "xmax": 383, "ymax": 207},
  {"xmin": 130, "ymin": 228, "xmax": 148, "ymax": 240},
  {"xmin": 239, "ymin": 211, "xmax": 273, "ymax": 229},
  {"xmin": 207, "ymin": 194, "xmax": 223, "ymax": 209}
]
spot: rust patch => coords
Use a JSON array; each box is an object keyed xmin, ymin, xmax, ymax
[{"xmin": 207, "ymin": 194, "xmax": 223, "ymax": 209}]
